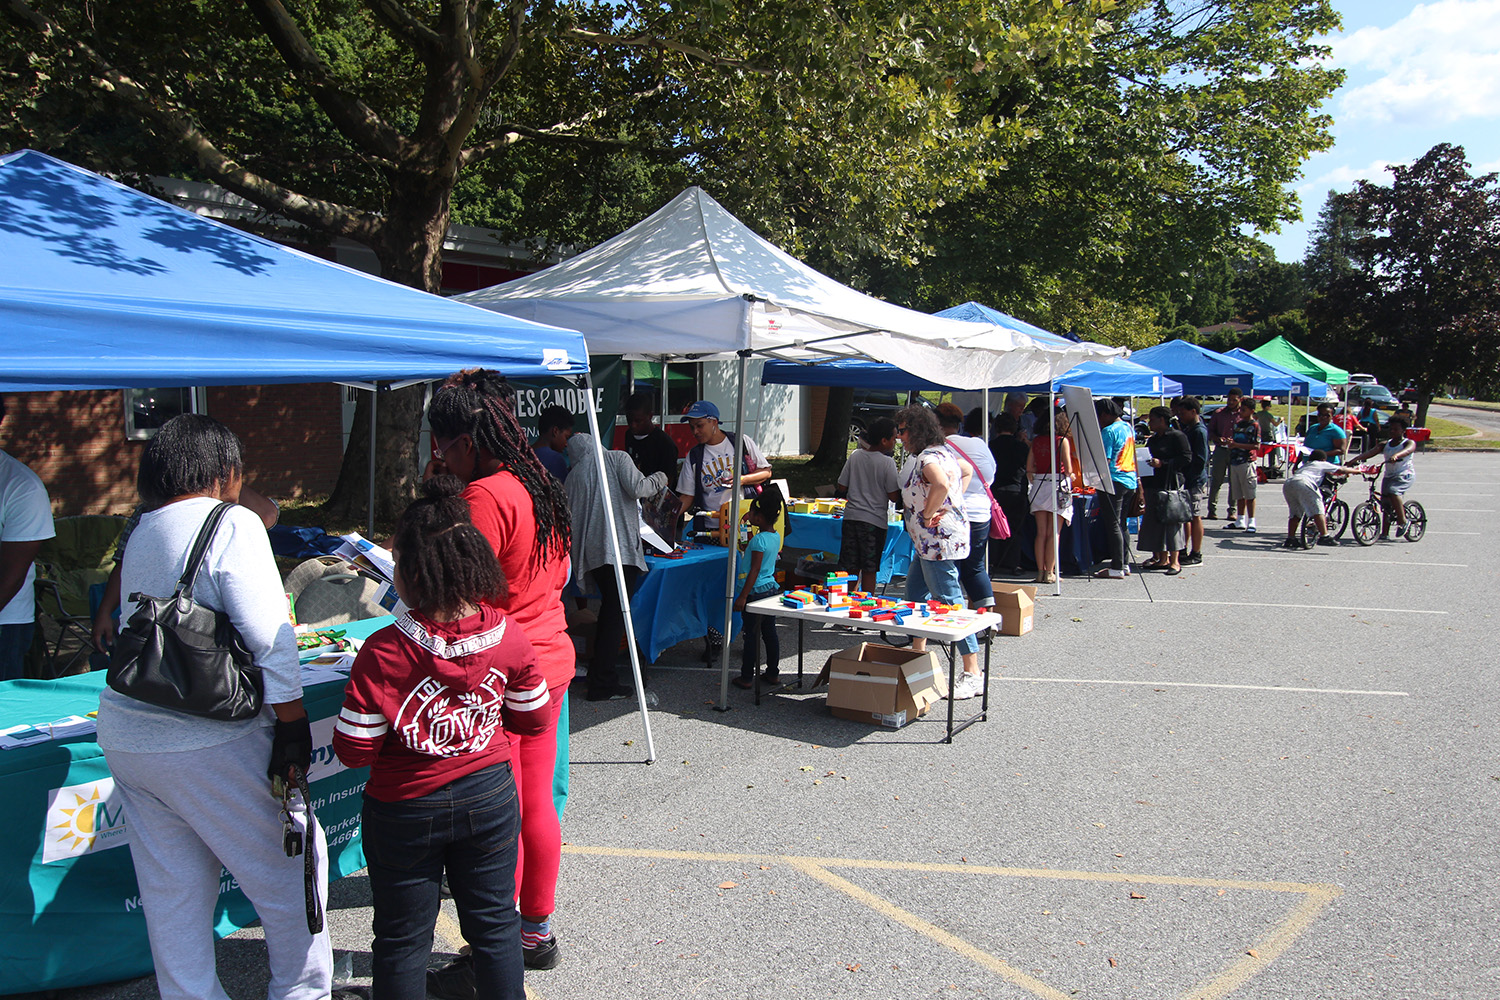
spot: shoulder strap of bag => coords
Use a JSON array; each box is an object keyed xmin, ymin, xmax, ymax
[
  {"xmin": 175, "ymin": 502, "xmax": 235, "ymax": 599},
  {"xmin": 945, "ymin": 439, "xmax": 999, "ymax": 506}
]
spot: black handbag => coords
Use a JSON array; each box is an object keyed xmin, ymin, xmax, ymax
[
  {"xmin": 108, "ymin": 502, "xmax": 265, "ymax": 721},
  {"xmin": 1153, "ymin": 485, "xmax": 1192, "ymax": 525}
]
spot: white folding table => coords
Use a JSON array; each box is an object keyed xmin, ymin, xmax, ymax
[{"xmin": 742, "ymin": 596, "xmax": 998, "ymax": 743}]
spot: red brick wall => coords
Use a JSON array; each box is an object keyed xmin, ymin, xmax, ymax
[{"xmin": 2, "ymin": 385, "xmax": 344, "ymax": 516}]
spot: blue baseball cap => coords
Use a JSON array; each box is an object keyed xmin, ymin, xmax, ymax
[{"xmin": 682, "ymin": 400, "xmax": 720, "ymax": 421}]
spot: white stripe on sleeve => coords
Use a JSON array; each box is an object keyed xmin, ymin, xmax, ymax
[
  {"xmin": 504, "ymin": 685, "xmax": 551, "ymax": 712},
  {"xmin": 335, "ymin": 717, "xmax": 389, "ymax": 739}
]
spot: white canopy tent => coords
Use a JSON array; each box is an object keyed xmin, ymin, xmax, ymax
[{"xmin": 459, "ymin": 187, "xmax": 1124, "ymax": 708}]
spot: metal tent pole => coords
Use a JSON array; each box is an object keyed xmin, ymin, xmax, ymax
[
  {"xmin": 1050, "ymin": 387, "xmax": 1061, "ymax": 597},
  {"xmin": 715, "ymin": 349, "xmax": 752, "ymax": 712},
  {"xmin": 579, "ymin": 373, "xmax": 657, "ymax": 762},
  {"xmin": 367, "ymin": 383, "xmax": 378, "ymax": 536}
]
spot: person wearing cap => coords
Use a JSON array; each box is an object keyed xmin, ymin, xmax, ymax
[{"xmin": 674, "ymin": 400, "xmax": 772, "ymax": 514}]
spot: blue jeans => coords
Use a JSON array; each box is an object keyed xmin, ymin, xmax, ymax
[
  {"xmin": 905, "ymin": 558, "xmax": 979, "ymax": 656},
  {"xmin": 362, "ymin": 763, "xmax": 524, "ymax": 1000},
  {"xmin": 955, "ymin": 521, "xmax": 993, "ymax": 608},
  {"xmin": 0, "ymin": 622, "xmax": 35, "ymax": 681}
]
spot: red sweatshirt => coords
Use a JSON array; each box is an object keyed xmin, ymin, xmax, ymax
[
  {"xmin": 464, "ymin": 471, "xmax": 574, "ymax": 689},
  {"xmin": 332, "ymin": 606, "xmax": 551, "ymax": 802}
]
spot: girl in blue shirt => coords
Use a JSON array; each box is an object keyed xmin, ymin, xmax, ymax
[{"xmin": 732, "ymin": 486, "xmax": 785, "ymax": 690}]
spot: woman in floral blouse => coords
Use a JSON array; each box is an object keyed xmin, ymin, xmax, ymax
[{"xmin": 895, "ymin": 405, "xmax": 982, "ymax": 701}]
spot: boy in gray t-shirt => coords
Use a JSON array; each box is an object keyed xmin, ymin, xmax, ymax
[{"xmin": 835, "ymin": 418, "xmax": 901, "ymax": 591}]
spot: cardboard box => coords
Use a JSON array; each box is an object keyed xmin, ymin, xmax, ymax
[
  {"xmin": 991, "ymin": 583, "xmax": 1036, "ymax": 636},
  {"xmin": 815, "ymin": 643, "xmax": 947, "ymax": 728}
]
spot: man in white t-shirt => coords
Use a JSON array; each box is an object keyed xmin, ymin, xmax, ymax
[
  {"xmin": 0, "ymin": 398, "xmax": 56, "ymax": 681},
  {"xmin": 674, "ymin": 400, "xmax": 772, "ymax": 514}
]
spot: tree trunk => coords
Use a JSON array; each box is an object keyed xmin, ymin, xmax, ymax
[
  {"xmin": 811, "ymin": 385, "xmax": 855, "ymax": 466},
  {"xmin": 1415, "ymin": 393, "xmax": 1432, "ymax": 429},
  {"xmin": 321, "ymin": 168, "xmax": 453, "ymax": 524}
]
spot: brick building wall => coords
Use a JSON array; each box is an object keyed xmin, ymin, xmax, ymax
[{"xmin": 2, "ymin": 384, "xmax": 344, "ymax": 516}]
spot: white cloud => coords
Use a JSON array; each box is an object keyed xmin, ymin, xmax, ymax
[
  {"xmin": 1307, "ymin": 159, "xmax": 1406, "ymax": 189},
  {"xmin": 1333, "ymin": 0, "xmax": 1500, "ymax": 124}
]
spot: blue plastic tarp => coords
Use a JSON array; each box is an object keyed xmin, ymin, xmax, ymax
[
  {"xmin": 1129, "ymin": 340, "xmax": 1261, "ymax": 397},
  {"xmin": 0, "ymin": 150, "xmax": 589, "ymax": 391}
]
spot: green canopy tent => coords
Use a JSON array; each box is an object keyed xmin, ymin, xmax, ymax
[{"xmin": 1251, "ymin": 336, "xmax": 1350, "ymax": 386}]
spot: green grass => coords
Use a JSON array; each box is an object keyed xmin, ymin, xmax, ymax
[{"xmin": 1435, "ymin": 397, "xmax": 1500, "ymax": 411}]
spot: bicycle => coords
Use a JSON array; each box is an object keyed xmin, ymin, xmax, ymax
[
  {"xmin": 1351, "ymin": 468, "xmax": 1427, "ymax": 546},
  {"xmin": 1298, "ymin": 475, "xmax": 1350, "ymax": 546}
]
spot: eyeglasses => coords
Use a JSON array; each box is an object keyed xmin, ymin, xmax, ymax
[
  {"xmin": 432, "ymin": 434, "xmax": 467, "ymax": 460},
  {"xmin": 896, "ymin": 426, "xmax": 908, "ymax": 434}
]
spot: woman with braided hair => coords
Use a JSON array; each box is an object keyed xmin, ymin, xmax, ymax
[{"xmin": 424, "ymin": 368, "xmax": 573, "ymax": 982}]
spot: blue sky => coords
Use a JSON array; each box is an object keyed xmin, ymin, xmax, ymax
[{"xmin": 1256, "ymin": 0, "xmax": 1500, "ymax": 262}]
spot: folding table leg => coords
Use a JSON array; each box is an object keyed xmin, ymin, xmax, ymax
[
  {"xmin": 796, "ymin": 619, "xmax": 805, "ymax": 688},
  {"xmin": 944, "ymin": 640, "xmax": 957, "ymax": 744}
]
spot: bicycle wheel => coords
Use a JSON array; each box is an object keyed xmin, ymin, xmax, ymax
[
  {"xmin": 1299, "ymin": 515, "xmax": 1319, "ymax": 549},
  {"xmin": 1402, "ymin": 501, "xmax": 1427, "ymax": 542},
  {"xmin": 1327, "ymin": 499, "xmax": 1350, "ymax": 539},
  {"xmin": 1351, "ymin": 501, "xmax": 1381, "ymax": 546}
]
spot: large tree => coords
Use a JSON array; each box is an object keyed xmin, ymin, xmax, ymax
[
  {"xmin": 2, "ymin": 0, "xmax": 1110, "ymax": 518},
  {"xmin": 1306, "ymin": 144, "xmax": 1500, "ymax": 423},
  {"xmin": 860, "ymin": 0, "xmax": 1342, "ymax": 345}
]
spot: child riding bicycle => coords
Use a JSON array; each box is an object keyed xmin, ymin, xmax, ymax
[{"xmin": 1352, "ymin": 413, "xmax": 1417, "ymax": 538}]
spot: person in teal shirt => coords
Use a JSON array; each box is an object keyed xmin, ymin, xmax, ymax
[
  {"xmin": 732, "ymin": 486, "xmax": 785, "ymax": 690},
  {"xmin": 1303, "ymin": 403, "xmax": 1349, "ymax": 462},
  {"xmin": 1094, "ymin": 398, "xmax": 1140, "ymax": 579}
]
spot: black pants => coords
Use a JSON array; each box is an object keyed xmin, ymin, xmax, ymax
[
  {"xmin": 1096, "ymin": 487, "xmax": 1127, "ymax": 571},
  {"xmin": 741, "ymin": 588, "xmax": 781, "ymax": 680},
  {"xmin": 587, "ymin": 565, "xmax": 639, "ymax": 697},
  {"xmin": 991, "ymin": 491, "xmax": 1031, "ymax": 571}
]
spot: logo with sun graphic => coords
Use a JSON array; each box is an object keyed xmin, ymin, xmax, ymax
[{"xmin": 43, "ymin": 778, "xmax": 132, "ymax": 863}]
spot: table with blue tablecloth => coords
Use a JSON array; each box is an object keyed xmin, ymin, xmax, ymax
[
  {"xmin": 784, "ymin": 513, "xmax": 912, "ymax": 585},
  {"xmin": 631, "ymin": 545, "xmax": 743, "ymax": 663},
  {"xmin": 0, "ymin": 616, "xmax": 393, "ymax": 995}
]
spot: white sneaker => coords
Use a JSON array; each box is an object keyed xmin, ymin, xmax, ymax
[{"xmin": 950, "ymin": 672, "xmax": 983, "ymax": 701}]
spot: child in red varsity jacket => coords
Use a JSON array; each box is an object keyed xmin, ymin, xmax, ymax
[{"xmin": 333, "ymin": 476, "xmax": 549, "ymax": 1000}]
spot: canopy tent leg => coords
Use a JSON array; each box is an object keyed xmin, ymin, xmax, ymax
[
  {"xmin": 579, "ymin": 374, "xmax": 657, "ymax": 763},
  {"xmin": 715, "ymin": 349, "xmax": 752, "ymax": 712},
  {"xmin": 1051, "ymin": 388, "xmax": 1061, "ymax": 597},
  {"xmin": 368, "ymin": 382, "xmax": 378, "ymax": 536}
]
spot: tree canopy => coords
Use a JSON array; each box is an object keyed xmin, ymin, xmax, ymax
[{"xmin": 1305, "ymin": 143, "xmax": 1500, "ymax": 412}]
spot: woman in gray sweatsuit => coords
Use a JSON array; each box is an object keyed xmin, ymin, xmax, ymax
[{"xmin": 96, "ymin": 415, "xmax": 339, "ymax": 1000}]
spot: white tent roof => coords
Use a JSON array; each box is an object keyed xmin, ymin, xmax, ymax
[{"xmin": 457, "ymin": 187, "xmax": 1122, "ymax": 390}]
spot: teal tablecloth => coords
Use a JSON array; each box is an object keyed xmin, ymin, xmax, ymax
[
  {"xmin": 0, "ymin": 615, "xmax": 394, "ymax": 995},
  {"xmin": 783, "ymin": 513, "xmax": 913, "ymax": 585}
]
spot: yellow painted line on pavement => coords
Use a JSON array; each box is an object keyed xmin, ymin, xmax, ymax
[
  {"xmin": 787, "ymin": 858, "xmax": 1072, "ymax": 1000},
  {"xmin": 562, "ymin": 845, "xmax": 1342, "ymax": 1000},
  {"xmin": 1183, "ymin": 885, "xmax": 1342, "ymax": 1000}
]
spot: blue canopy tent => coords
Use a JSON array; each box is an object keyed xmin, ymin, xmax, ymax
[
  {"xmin": 760, "ymin": 356, "xmax": 1181, "ymax": 397},
  {"xmin": 1223, "ymin": 348, "xmax": 1326, "ymax": 399},
  {"xmin": 1130, "ymin": 340, "xmax": 1260, "ymax": 397},
  {"xmin": 0, "ymin": 150, "xmax": 588, "ymax": 389},
  {"xmin": 933, "ymin": 301, "xmax": 1078, "ymax": 348}
]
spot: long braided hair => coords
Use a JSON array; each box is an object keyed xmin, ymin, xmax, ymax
[{"xmin": 427, "ymin": 368, "xmax": 571, "ymax": 571}]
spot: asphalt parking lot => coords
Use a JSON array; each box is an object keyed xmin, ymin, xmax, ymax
[{"xmin": 45, "ymin": 451, "xmax": 1498, "ymax": 1000}]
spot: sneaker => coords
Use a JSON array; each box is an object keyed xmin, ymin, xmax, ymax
[
  {"xmin": 1181, "ymin": 552, "xmax": 1203, "ymax": 565},
  {"xmin": 426, "ymin": 954, "xmax": 475, "ymax": 1000},
  {"xmin": 1316, "ymin": 535, "xmax": 1338, "ymax": 547},
  {"xmin": 1246, "ymin": 519, "xmax": 1257, "ymax": 533},
  {"xmin": 524, "ymin": 935, "xmax": 562, "ymax": 970},
  {"xmin": 950, "ymin": 672, "xmax": 983, "ymax": 700},
  {"xmin": 1280, "ymin": 539, "xmax": 1299, "ymax": 549}
]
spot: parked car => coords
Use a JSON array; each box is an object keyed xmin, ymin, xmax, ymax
[
  {"xmin": 1400, "ymin": 382, "xmax": 1420, "ymax": 403},
  {"xmin": 1347, "ymin": 382, "xmax": 1399, "ymax": 411},
  {"xmin": 850, "ymin": 389, "xmax": 928, "ymax": 443},
  {"xmin": 1348, "ymin": 372, "xmax": 1378, "ymax": 386}
]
